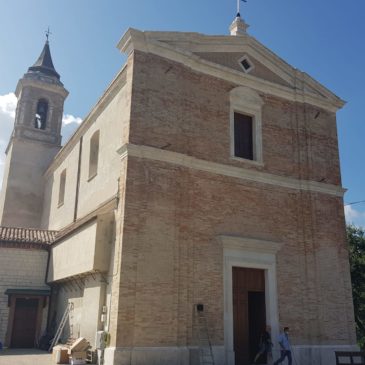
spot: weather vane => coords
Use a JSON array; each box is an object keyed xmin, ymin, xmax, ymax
[
  {"xmin": 45, "ymin": 27, "xmax": 52, "ymax": 41},
  {"xmin": 237, "ymin": 0, "xmax": 247, "ymax": 17}
]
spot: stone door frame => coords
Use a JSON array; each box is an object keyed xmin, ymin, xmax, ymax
[{"xmin": 220, "ymin": 235, "xmax": 282, "ymax": 365}]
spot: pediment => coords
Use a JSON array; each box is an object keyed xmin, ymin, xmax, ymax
[
  {"xmin": 118, "ymin": 29, "xmax": 345, "ymax": 110},
  {"xmin": 194, "ymin": 51, "xmax": 292, "ymax": 88},
  {"xmin": 152, "ymin": 34, "xmax": 341, "ymax": 104}
]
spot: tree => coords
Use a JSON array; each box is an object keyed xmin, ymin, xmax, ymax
[{"xmin": 347, "ymin": 224, "xmax": 365, "ymax": 349}]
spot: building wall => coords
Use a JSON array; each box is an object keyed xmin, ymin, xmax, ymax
[
  {"xmin": 0, "ymin": 139, "xmax": 60, "ymax": 228},
  {"xmin": 129, "ymin": 51, "xmax": 341, "ymax": 186},
  {"xmin": 42, "ymin": 67, "xmax": 130, "ymax": 230},
  {"xmin": 107, "ymin": 50, "xmax": 356, "ymax": 363},
  {"xmin": 0, "ymin": 247, "xmax": 49, "ymax": 345},
  {"xmin": 117, "ymin": 158, "xmax": 355, "ymax": 349},
  {"xmin": 0, "ymin": 144, "xmax": 13, "ymax": 222},
  {"xmin": 53, "ymin": 274, "xmax": 107, "ymax": 346},
  {"xmin": 42, "ymin": 143, "xmax": 79, "ymax": 230}
]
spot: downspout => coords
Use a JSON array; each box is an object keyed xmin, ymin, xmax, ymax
[
  {"xmin": 74, "ymin": 137, "xmax": 83, "ymax": 222},
  {"xmin": 44, "ymin": 244, "xmax": 52, "ymax": 332}
]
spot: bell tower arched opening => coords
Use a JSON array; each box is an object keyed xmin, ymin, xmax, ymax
[{"xmin": 34, "ymin": 99, "xmax": 48, "ymax": 130}]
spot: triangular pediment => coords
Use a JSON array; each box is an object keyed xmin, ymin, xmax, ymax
[
  {"xmin": 193, "ymin": 51, "xmax": 292, "ymax": 88},
  {"xmin": 118, "ymin": 29, "xmax": 345, "ymax": 110}
]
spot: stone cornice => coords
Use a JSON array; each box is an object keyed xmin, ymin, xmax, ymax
[
  {"xmin": 118, "ymin": 28, "xmax": 344, "ymax": 112},
  {"xmin": 117, "ymin": 143, "xmax": 346, "ymax": 198},
  {"xmin": 16, "ymin": 77, "xmax": 69, "ymax": 99}
]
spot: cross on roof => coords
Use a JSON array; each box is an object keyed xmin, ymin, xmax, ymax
[
  {"xmin": 45, "ymin": 27, "xmax": 52, "ymax": 41},
  {"xmin": 237, "ymin": 0, "xmax": 248, "ymax": 17}
]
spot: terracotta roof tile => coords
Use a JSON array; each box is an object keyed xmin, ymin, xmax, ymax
[{"xmin": 0, "ymin": 226, "xmax": 57, "ymax": 245}]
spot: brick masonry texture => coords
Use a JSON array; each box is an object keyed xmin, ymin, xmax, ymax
[
  {"xmin": 0, "ymin": 248, "xmax": 49, "ymax": 344},
  {"xmin": 112, "ymin": 50, "xmax": 356, "ymax": 348},
  {"xmin": 129, "ymin": 51, "xmax": 341, "ymax": 186}
]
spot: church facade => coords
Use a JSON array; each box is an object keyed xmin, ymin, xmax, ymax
[{"xmin": 0, "ymin": 15, "xmax": 357, "ymax": 365}]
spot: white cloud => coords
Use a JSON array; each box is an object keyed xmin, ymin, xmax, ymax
[
  {"xmin": 0, "ymin": 92, "xmax": 82, "ymax": 186},
  {"xmin": 61, "ymin": 114, "xmax": 82, "ymax": 143},
  {"xmin": 344, "ymin": 205, "xmax": 365, "ymax": 228},
  {"xmin": 0, "ymin": 93, "xmax": 17, "ymax": 184},
  {"xmin": 0, "ymin": 92, "xmax": 17, "ymax": 117},
  {"xmin": 63, "ymin": 114, "xmax": 82, "ymax": 125}
]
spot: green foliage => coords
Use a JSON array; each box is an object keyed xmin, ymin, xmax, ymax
[{"xmin": 347, "ymin": 225, "xmax": 365, "ymax": 349}]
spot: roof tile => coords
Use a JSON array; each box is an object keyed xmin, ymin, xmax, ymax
[{"xmin": 0, "ymin": 226, "xmax": 57, "ymax": 245}]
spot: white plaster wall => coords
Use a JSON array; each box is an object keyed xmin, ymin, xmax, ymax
[
  {"xmin": 43, "ymin": 82, "xmax": 129, "ymax": 230},
  {"xmin": 42, "ymin": 144, "xmax": 80, "ymax": 230},
  {"xmin": 81, "ymin": 280, "xmax": 106, "ymax": 345},
  {"xmin": 55, "ymin": 284, "xmax": 83, "ymax": 342},
  {"xmin": 0, "ymin": 247, "xmax": 49, "ymax": 345},
  {"xmin": 77, "ymin": 86, "xmax": 129, "ymax": 218},
  {"xmin": 48, "ymin": 221, "xmax": 97, "ymax": 282},
  {"xmin": 54, "ymin": 275, "xmax": 106, "ymax": 346},
  {"xmin": 48, "ymin": 214, "xmax": 113, "ymax": 283}
]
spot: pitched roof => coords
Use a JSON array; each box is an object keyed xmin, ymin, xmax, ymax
[
  {"xmin": 0, "ymin": 226, "xmax": 57, "ymax": 246},
  {"xmin": 27, "ymin": 40, "xmax": 60, "ymax": 80}
]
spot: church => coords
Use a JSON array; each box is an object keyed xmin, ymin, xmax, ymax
[{"xmin": 0, "ymin": 13, "xmax": 357, "ymax": 365}]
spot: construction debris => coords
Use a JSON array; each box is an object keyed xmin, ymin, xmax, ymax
[{"xmin": 52, "ymin": 337, "xmax": 90, "ymax": 364}]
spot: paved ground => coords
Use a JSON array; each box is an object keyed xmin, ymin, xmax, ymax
[{"xmin": 0, "ymin": 349, "xmax": 53, "ymax": 365}]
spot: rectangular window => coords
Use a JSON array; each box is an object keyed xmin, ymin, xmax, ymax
[
  {"xmin": 58, "ymin": 169, "xmax": 66, "ymax": 207},
  {"xmin": 234, "ymin": 112, "xmax": 253, "ymax": 160}
]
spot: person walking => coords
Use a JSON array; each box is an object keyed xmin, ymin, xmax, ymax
[
  {"xmin": 253, "ymin": 325, "xmax": 273, "ymax": 364},
  {"xmin": 273, "ymin": 327, "xmax": 292, "ymax": 365}
]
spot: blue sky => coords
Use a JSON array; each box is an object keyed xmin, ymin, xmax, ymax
[{"xmin": 0, "ymin": 0, "xmax": 364, "ymax": 226}]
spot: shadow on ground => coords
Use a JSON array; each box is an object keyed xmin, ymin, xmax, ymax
[{"xmin": 0, "ymin": 349, "xmax": 52, "ymax": 365}]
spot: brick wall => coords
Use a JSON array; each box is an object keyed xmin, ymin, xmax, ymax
[
  {"xmin": 129, "ymin": 51, "xmax": 341, "ymax": 186},
  {"xmin": 0, "ymin": 247, "xmax": 49, "ymax": 345},
  {"xmin": 112, "ymin": 50, "xmax": 356, "ymax": 348}
]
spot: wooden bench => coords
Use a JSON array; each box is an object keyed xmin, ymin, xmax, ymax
[{"xmin": 335, "ymin": 351, "xmax": 365, "ymax": 365}]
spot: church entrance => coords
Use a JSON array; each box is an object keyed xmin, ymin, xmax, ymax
[
  {"xmin": 11, "ymin": 298, "xmax": 39, "ymax": 348},
  {"xmin": 233, "ymin": 267, "xmax": 266, "ymax": 365}
]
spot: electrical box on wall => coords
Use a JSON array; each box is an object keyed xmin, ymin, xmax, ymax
[{"xmin": 95, "ymin": 331, "xmax": 108, "ymax": 350}]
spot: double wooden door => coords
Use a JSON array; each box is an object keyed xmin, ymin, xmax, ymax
[{"xmin": 233, "ymin": 267, "xmax": 266, "ymax": 365}]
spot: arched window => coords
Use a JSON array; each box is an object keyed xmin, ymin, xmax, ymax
[
  {"xmin": 58, "ymin": 169, "xmax": 66, "ymax": 207},
  {"xmin": 34, "ymin": 99, "xmax": 48, "ymax": 130},
  {"xmin": 88, "ymin": 130, "xmax": 100, "ymax": 179}
]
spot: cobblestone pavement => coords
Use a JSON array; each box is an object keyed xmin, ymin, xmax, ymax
[{"xmin": 0, "ymin": 349, "xmax": 53, "ymax": 365}]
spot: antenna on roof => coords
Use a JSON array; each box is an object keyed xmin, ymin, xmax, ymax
[{"xmin": 237, "ymin": 0, "xmax": 247, "ymax": 17}]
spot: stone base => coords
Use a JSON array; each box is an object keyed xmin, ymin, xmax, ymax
[
  {"xmin": 104, "ymin": 345, "xmax": 357, "ymax": 365},
  {"xmin": 289, "ymin": 345, "xmax": 359, "ymax": 365},
  {"xmin": 104, "ymin": 345, "xmax": 225, "ymax": 365}
]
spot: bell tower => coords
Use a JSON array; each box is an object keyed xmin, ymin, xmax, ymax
[{"xmin": 0, "ymin": 38, "xmax": 68, "ymax": 228}]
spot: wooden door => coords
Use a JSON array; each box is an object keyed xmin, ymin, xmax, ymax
[
  {"xmin": 233, "ymin": 267, "xmax": 265, "ymax": 365},
  {"xmin": 11, "ymin": 298, "xmax": 39, "ymax": 348}
]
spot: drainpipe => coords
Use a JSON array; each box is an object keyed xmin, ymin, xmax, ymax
[{"xmin": 44, "ymin": 245, "xmax": 51, "ymax": 330}]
